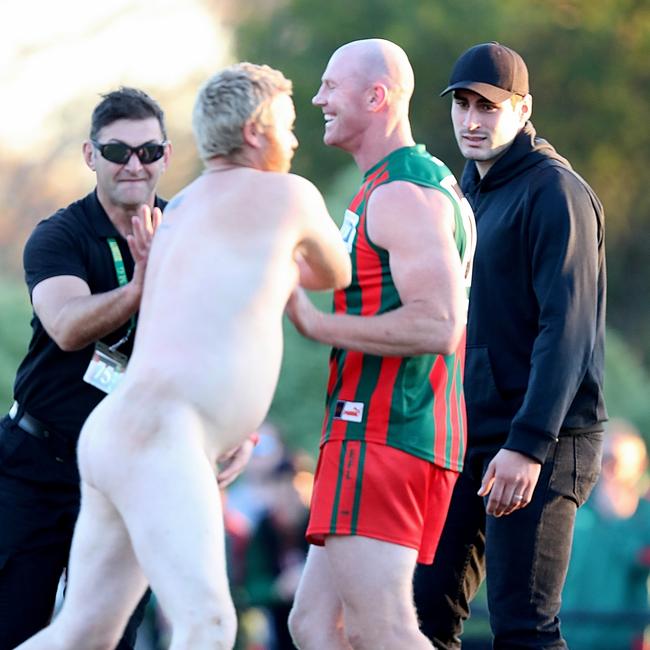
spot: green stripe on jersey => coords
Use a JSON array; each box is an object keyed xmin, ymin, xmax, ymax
[{"xmin": 323, "ymin": 145, "xmax": 474, "ymax": 471}]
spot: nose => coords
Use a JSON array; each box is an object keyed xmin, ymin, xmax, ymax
[
  {"xmin": 312, "ymin": 86, "xmax": 325, "ymax": 107},
  {"xmin": 123, "ymin": 151, "xmax": 144, "ymax": 172},
  {"xmin": 463, "ymin": 106, "xmax": 480, "ymax": 130}
]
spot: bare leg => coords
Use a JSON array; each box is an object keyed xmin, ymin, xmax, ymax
[
  {"xmin": 103, "ymin": 413, "xmax": 237, "ymax": 650},
  {"xmin": 325, "ymin": 536, "xmax": 433, "ymax": 650},
  {"xmin": 289, "ymin": 545, "xmax": 352, "ymax": 650},
  {"xmin": 15, "ymin": 480, "xmax": 149, "ymax": 650}
]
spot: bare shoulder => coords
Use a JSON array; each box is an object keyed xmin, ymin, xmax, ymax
[
  {"xmin": 367, "ymin": 181, "xmax": 454, "ymax": 247},
  {"xmin": 369, "ymin": 180, "xmax": 453, "ymax": 219},
  {"xmin": 281, "ymin": 172, "xmax": 324, "ymax": 199}
]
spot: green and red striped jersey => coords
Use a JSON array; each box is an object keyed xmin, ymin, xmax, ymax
[{"xmin": 321, "ymin": 145, "xmax": 476, "ymax": 471}]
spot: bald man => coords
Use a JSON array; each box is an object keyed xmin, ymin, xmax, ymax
[
  {"xmin": 16, "ymin": 63, "xmax": 351, "ymax": 650},
  {"xmin": 287, "ymin": 39, "xmax": 476, "ymax": 650}
]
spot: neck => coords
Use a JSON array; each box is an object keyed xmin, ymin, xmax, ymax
[
  {"xmin": 203, "ymin": 154, "xmax": 250, "ymax": 175},
  {"xmin": 475, "ymin": 159, "xmax": 497, "ymax": 179},
  {"xmin": 351, "ymin": 119, "xmax": 415, "ymax": 174},
  {"xmin": 96, "ymin": 188, "xmax": 153, "ymax": 239}
]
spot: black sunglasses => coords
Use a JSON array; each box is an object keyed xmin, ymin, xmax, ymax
[{"xmin": 91, "ymin": 140, "xmax": 167, "ymax": 165}]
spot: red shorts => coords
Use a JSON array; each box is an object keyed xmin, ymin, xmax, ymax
[{"xmin": 306, "ymin": 440, "xmax": 458, "ymax": 564}]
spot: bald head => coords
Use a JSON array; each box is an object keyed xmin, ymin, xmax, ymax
[
  {"xmin": 331, "ymin": 39, "xmax": 414, "ymax": 103},
  {"xmin": 313, "ymin": 38, "xmax": 415, "ymax": 159}
]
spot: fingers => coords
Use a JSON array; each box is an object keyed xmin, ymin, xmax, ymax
[
  {"xmin": 477, "ymin": 463, "xmax": 495, "ymax": 497},
  {"xmin": 129, "ymin": 206, "xmax": 159, "ymax": 262},
  {"xmin": 217, "ymin": 465, "xmax": 239, "ymax": 489},
  {"xmin": 484, "ymin": 483, "xmax": 531, "ymax": 517},
  {"xmin": 216, "ymin": 439, "xmax": 255, "ymax": 488},
  {"xmin": 478, "ymin": 450, "xmax": 540, "ymax": 517},
  {"xmin": 151, "ymin": 206, "xmax": 163, "ymax": 231}
]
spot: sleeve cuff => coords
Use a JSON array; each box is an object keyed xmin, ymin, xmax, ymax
[{"xmin": 503, "ymin": 427, "xmax": 557, "ymax": 464}]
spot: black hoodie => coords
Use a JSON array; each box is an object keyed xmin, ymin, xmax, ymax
[{"xmin": 461, "ymin": 122, "xmax": 607, "ymax": 463}]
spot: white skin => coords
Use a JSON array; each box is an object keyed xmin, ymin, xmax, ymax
[
  {"xmin": 30, "ymin": 117, "xmax": 250, "ymax": 483},
  {"xmin": 288, "ymin": 40, "xmax": 468, "ymax": 650},
  {"xmin": 450, "ymin": 88, "xmax": 540, "ymax": 517},
  {"xmin": 16, "ymin": 91, "xmax": 351, "ymax": 650}
]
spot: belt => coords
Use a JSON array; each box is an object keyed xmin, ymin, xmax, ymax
[{"xmin": 8, "ymin": 401, "xmax": 51, "ymax": 440}]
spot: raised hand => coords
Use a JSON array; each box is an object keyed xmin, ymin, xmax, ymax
[{"xmin": 126, "ymin": 204, "xmax": 163, "ymax": 297}]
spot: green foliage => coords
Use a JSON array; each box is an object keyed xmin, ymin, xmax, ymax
[
  {"xmin": 268, "ymin": 303, "xmax": 331, "ymax": 456},
  {"xmin": 234, "ymin": 0, "xmax": 650, "ymax": 364},
  {"xmin": 604, "ymin": 328, "xmax": 650, "ymax": 443},
  {"xmin": 0, "ymin": 278, "xmax": 31, "ymax": 408}
]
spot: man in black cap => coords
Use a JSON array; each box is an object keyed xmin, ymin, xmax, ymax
[{"xmin": 413, "ymin": 42, "xmax": 607, "ymax": 649}]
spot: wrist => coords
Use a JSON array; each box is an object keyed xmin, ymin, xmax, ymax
[{"xmin": 123, "ymin": 278, "xmax": 143, "ymax": 311}]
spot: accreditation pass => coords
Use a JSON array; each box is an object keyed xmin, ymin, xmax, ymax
[{"xmin": 83, "ymin": 342, "xmax": 127, "ymax": 394}]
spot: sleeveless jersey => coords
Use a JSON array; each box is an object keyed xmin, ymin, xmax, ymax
[{"xmin": 321, "ymin": 145, "xmax": 476, "ymax": 471}]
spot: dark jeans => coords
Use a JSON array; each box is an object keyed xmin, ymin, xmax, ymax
[
  {"xmin": 414, "ymin": 432, "xmax": 603, "ymax": 650},
  {"xmin": 0, "ymin": 416, "xmax": 150, "ymax": 650}
]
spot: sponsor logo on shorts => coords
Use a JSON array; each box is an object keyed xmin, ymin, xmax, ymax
[{"xmin": 334, "ymin": 400, "xmax": 364, "ymax": 423}]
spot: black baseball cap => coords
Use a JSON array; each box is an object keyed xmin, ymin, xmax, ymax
[{"xmin": 440, "ymin": 42, "xmax": 529, "ymax": 103}]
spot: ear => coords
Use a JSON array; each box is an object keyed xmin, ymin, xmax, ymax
[
  {"xmin": 242, "ymin": 119, "xmax": 263, "ymax": 149},
  {"xmin": 367, "ymin": 83, "xmax": 389, "ymax": 112},
  {"xmin": 82, "ymin": 141, "xmax": 96, "ymax": 171},
  {"xmin": 161, "ymin": 141, "xmax": 172, "ymax": 170},
  {"xmin": 519, "ymin": 94, "xmax": 533, "ymax": 125}
]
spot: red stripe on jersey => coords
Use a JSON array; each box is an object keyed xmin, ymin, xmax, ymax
[
  {"xmin": 365, "ymin": 356, "xmax": 402, "ymax": 444},
  {"xmin": 448, "ymin": 357, "xmax": 460, "ymax": 467},
  {"xmin": 455, "ymin": 332, "xmax": 468, "ymax": 467},
  {"xmin": 349, "ymin": 186, "xmax": 365, "ymax": 213},
  {"xmin": 322, "ymin": 353, "xmax": 340, "ymax": 438},
  {"xmin": 355, "ymin": 211, "xmax": 383, "ymax": 316},
  {"xmin": 333, "ymin": 287, "xmax": 347, "ymax": 314},
  {"xmin": 431, "ymin": 356, "xmax": 449, "ymax": 462},
  {"xmin": 355, "ymin": 169, "xmax": 390, "ymax": 316},
  {"xmin": 364, "ymin": 163, "xmax": 389, "ymax": 189},
  {"xmin": 329, "ymin": 350, "xmax": 365, "ymax": 438}
]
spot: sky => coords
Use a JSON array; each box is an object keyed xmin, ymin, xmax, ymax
[{"xmin": 0, "ymin": 0, "xmax": 230, "ymax": 154}]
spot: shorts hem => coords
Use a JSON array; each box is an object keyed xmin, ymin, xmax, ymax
[{"xmin": 306, "ymin": 528, "xmax": 433, "ymax": 562}]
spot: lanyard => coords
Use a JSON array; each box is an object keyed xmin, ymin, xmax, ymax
[{"xmin": 107, "ymin": 237, "xmax": 135, "ymax": 351}]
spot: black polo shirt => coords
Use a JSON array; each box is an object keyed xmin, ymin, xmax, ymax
[{"xmin": 12, "ymin": 190, "xmax": 166, "ymax": 442}]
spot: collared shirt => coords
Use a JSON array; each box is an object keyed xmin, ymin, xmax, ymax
[{"xmin": 12, "ymin": 190, "xmax": 166, "ymax": 442}]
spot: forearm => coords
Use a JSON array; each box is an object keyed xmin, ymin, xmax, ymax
[
  {"xmin": 296, "ymin": 248, "xmax": 351, "ymax": 292},
  {"xmin": 48, "ymin": 283, "xmax": 141, "ymax": 351},
  {"xmin": 305, "ymin": 302, "xmax": 463, "ymax": 357}
]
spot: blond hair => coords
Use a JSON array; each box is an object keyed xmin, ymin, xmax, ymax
[{"xmin": 192, "ymin": 62, "xmax": 292, "ymax": 161}]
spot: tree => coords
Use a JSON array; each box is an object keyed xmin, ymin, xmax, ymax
[
  {"xmin": 232, "ymin": 0, "xmax": 650, "ymax": 451},
  {"xmin": 233, "ymin": 0, "xmax": 650, "ymax": 361}
]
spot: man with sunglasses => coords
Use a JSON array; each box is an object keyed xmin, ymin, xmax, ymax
[
  {"xmin": 0, "ymin": 87, "xmax": 170, "ymax": 650},
  {"xmin": 15, "ymin": 62, "xmax": 350, "ymax": 650}
]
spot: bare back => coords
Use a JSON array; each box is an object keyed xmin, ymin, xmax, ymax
[{"xmin": 107, "ymin": 167, "xmax": 347, "ymax": 452}]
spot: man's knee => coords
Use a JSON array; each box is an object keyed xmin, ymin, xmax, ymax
[
  {"xmin": 288, "ymin": 599, "xmax": 311, "ymax": 648},
  {"xmin": 172, "ymin": 597, "xmax": 237, "ymax": 649},
  {"xmin": 289, "ymin": 597, "xmax": 341, "ymax": 649},
  {"xmin": 345, "ymin": 614, "xmax": 425, "ymax": 650}
]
